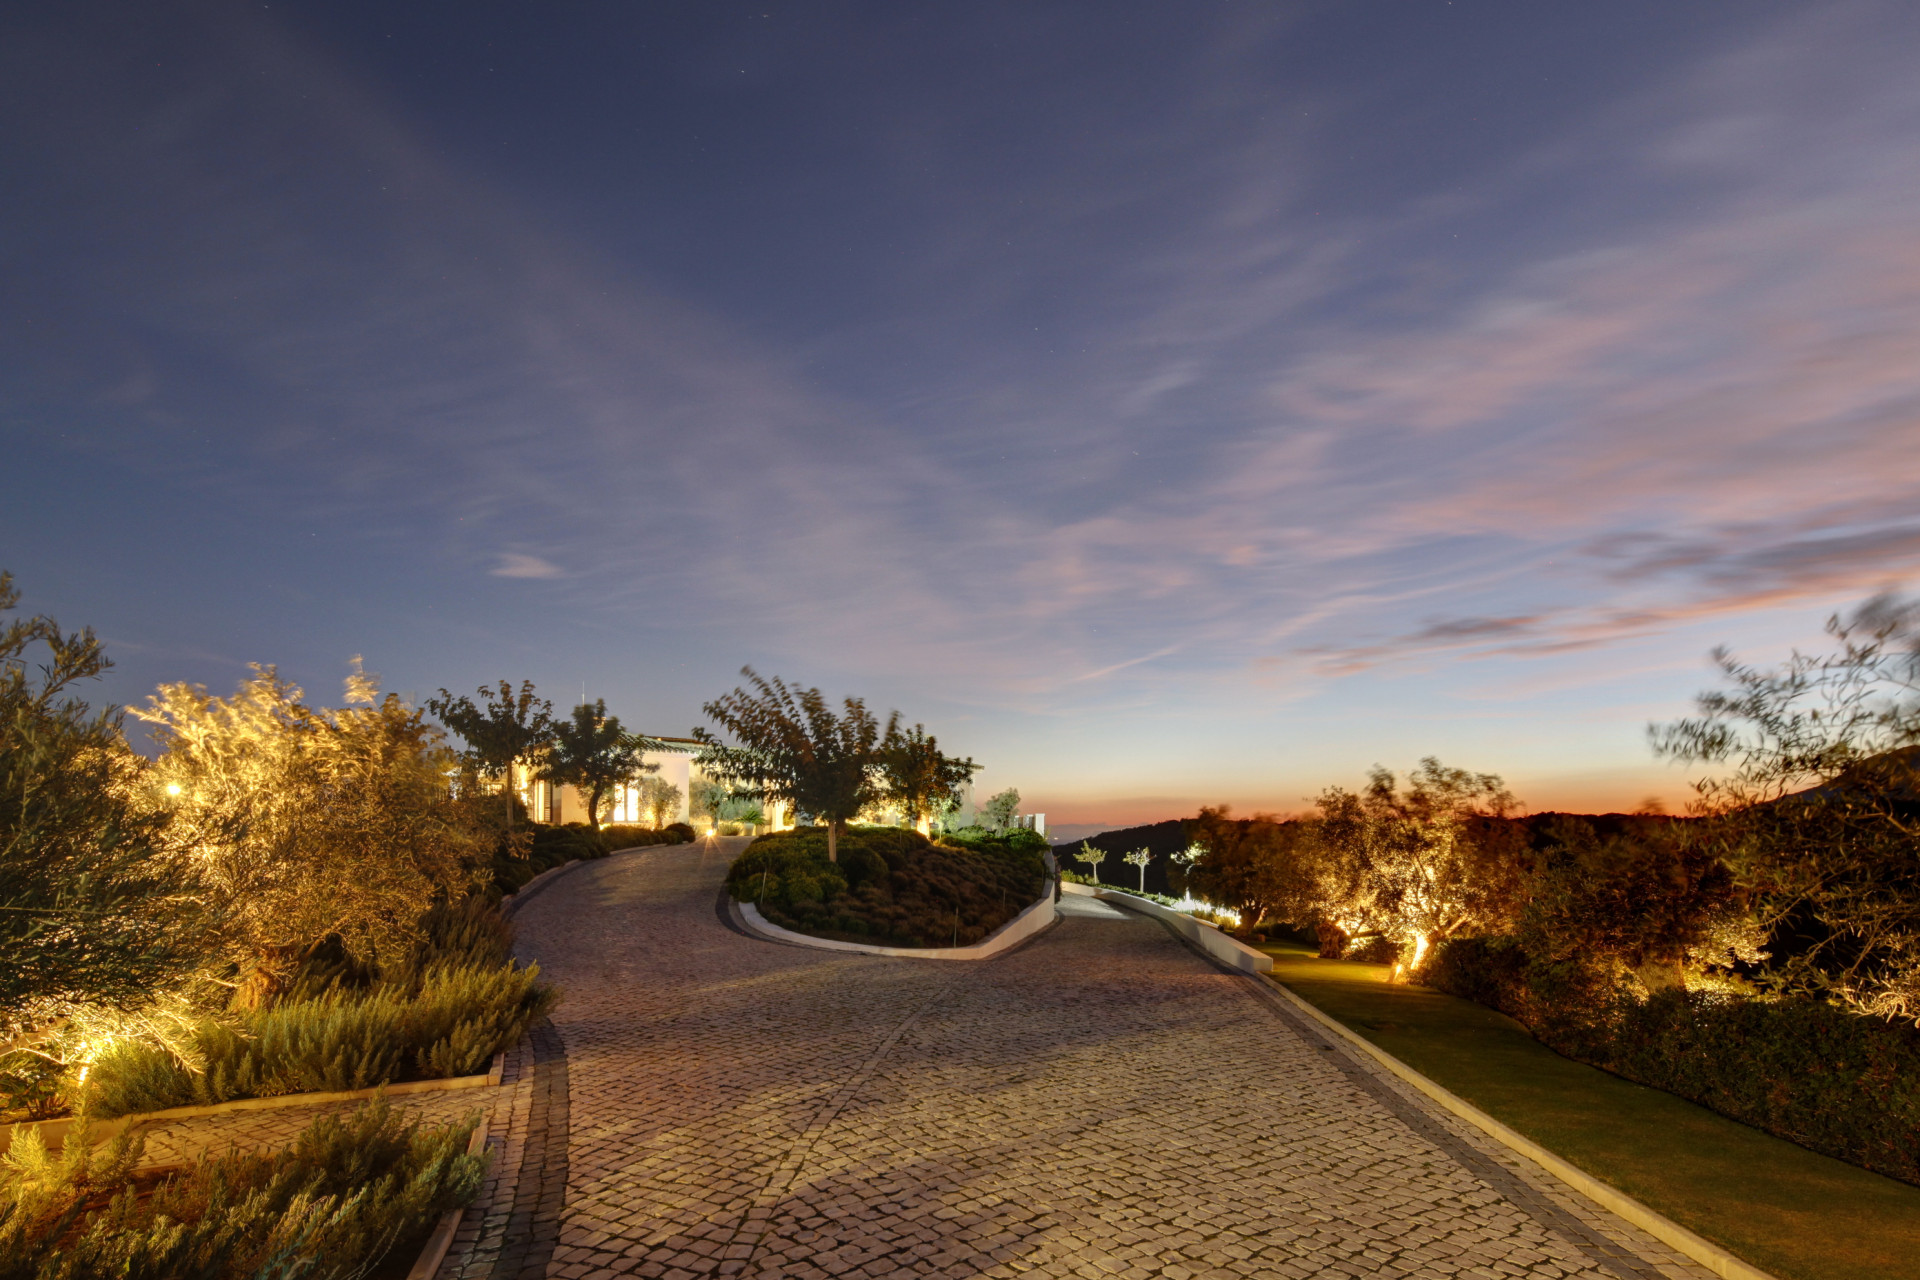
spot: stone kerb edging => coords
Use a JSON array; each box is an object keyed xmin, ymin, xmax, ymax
[
  {"xmin": 1259, "ymin": 976, "xmax": 1781, "ymax": 1280},
  {"xmin": 737, "ymin": 886, "xmax": 1057, "ymax": 960},
  {"xmin": 1086, "ymin": 886, "xmax": 1275, "ymax": 975},
  {"xmin": 1, "ymin": 1049, "xmax": 508, "ymax": 1158},
  {"xmin": 407, "ymin": 1117, "xmax": 490, "ymax": 1280}
]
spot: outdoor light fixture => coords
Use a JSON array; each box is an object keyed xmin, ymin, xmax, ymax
[{"xmin": 165, "ymin": 783, "xmax": 183, "ymax": 796}]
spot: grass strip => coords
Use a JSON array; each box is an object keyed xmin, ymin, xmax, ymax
[{"xmin": 1260, "ymin": 942, "xmax": 1920, "ymax": 1280}]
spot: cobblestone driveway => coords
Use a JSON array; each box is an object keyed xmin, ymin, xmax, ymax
[{"xmin": 482, "ymin": 840, "xmax": 1714, "ymax": 1280}]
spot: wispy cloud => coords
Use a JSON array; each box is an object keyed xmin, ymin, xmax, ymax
[{"xmin": 491, "ymin": 553, "xmax": 565, "ymax": 580}]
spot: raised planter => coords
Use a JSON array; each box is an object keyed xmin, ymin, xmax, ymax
[
  {"xmin": 737, "ymin": 885, "xmax": 1057, "ymax": 960},
  {"xmin": 1, "ymin": 1050, "xmax": 505, "ymax": 1157}
]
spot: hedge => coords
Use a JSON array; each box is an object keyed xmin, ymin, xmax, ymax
[{"xmin": 1426, "ymin": 936, "xmax": 1920, "ymax": 1184}]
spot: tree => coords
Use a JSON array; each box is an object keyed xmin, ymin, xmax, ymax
[
  {"xmin": 1652, "ymin": 593, "xmax": 1920, "ymax": 1021},
  {"xmin": 1168, "ymin": 842, "xmax": 1204, "ymax": 900},
  {"xmin": 1519, "ymin": 816, "xmax": 1738, "ymax": 994},
  {"xmin": 0, "ymin": 574, "xmax": 206, "ymax": 1054},
  {"xmin": 1123, "ymin": 848, "xmax": 1154, "ymax": 893},
  {"xmin": 1072, "ymin": 841, "xmax": 1109, "ymax": 884},
  {"xmin": 689, "ymin": 776, "xmax": 731, "ymax": 833},
  {"xmin": 137, "ymin": 662, "xmax": 489, "ymax": 1006},
  {"xmin": 980, "ymin": 788, "xmax": 1021, "ymax": 834},
  {"xmin": 878, "ymin": 722, "xmax": 978, "ymax": 835},
  {"xmin": 1314, "ymin": 760, "xmax": 1522, "ymax": 973},
  {"xmin": 636, "ymin": 775, "xmax": 683, "ymax": 828},
  {"xmin": 427, "ymin": 680, "xmax": 554, "ymax": 839},
  {"xmin": 1185, "ymin": 807, "xmax": 1318, "ymax": 932},
  {"xmin": 693, "ymin": 668, "xmax": 881, "ymax": 862},
  {"xmin": 542, "ymin": 700, "xmax": 655, "ymax": 831}
]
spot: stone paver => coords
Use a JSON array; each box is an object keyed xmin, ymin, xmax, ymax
[{"xmin": 499, "ymin": 840, "xmax": 1718, "ymax": 1280}]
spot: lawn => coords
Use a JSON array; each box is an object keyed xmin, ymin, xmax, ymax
[{"xmin": 1261, "ymin": 942, "xmax": 1920, "ymax": 1280}]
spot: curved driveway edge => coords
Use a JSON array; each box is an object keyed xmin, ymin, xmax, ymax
[{"xmin": 736, "ymin": 889, "xmax": 1057, "ymax": 960}]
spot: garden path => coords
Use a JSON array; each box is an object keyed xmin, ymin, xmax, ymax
[{"xmin": 469, "ymin": 839, "xmax": 1719, "ymax": 1280}]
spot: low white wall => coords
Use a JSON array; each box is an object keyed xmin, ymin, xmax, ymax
[
  {"xmin": 1091, "ymin": 888, "xmax": 1274, "ymax": 975},
  {"xmin": 739, "ymin": 887, "xmax": 1056, "ymax": 961}
]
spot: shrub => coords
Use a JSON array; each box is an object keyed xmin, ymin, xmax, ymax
[
  {"xmin": 1343, "ymin": 935, "xmax": 1402, "ymax": 965},
  {"xmin": 728, "ymin": 826, "xmax": 1046, "ymax": 948},
  {"xmin": 83, "ymin": 960, "xmax": 555, "ymax": 1119},
  {"xmin": 1608, "ymin": 992, "xmax": 1920, "ymax": 1184},
  {"xmin": 0, "ymin": 1097, "xmax": 484, "ymax": 1279}
]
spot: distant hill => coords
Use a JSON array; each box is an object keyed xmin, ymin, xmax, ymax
[{"xmin": 1050, "ymin": 818, "xmax": 1192, "ymax": 897}]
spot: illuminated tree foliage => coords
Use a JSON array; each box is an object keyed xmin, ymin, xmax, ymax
[
  {"xmin": 541, "ymin": 700, "xmax": 655, "ymax": 830},
  {"xmin": 635, "ymin": 775, "xmax": 683, "ymax": 828},
  {"xmin": 1314, "ymin": 759, "xmax": 1522, "ymax": 971},
  {"xmin": 0, "ymin": 574, "xmax": 205, "ymax": 1050},
  {"xmin": 877, "ymin": 722, "xmax": 978, "ymax": 835},
  {"xmin": 1517, "ymin": 816, "xmax": 1738, "ymax": 994},
  {"xmin": 979, "ymin": 787, "xmax": 1021, "ymax": 834},
  {"xmin": 136, "ymin": 664, "xmax": 488, "ymax": 1006},
  {"xmin": 693, "ymin": 668, "xmax": 881, "ymax": 863},
  {"xmin": 1185, "ymin": 807, "xmax": 1319, "ymax": 931},
  {"xmin": 1654, "ymin": 593, "xmax": 1920, "ymax": 1022}
]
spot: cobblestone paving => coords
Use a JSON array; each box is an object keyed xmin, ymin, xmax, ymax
[{"xmin": 502, "ymin": 841, "xmax": 1718, "ymax": 1280}]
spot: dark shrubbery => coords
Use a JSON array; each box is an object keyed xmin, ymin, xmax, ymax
[
  {"xmin": 0, "ymin": 1098, "xmax": 484, "ymax": 1279},
  {"xmin": 727, "ymin": 826, "xmax": 1046, "ymax": 948},
  {"xmin": 1426, "ymin": 935, "xmax": 1920, "ymax": 1184}
]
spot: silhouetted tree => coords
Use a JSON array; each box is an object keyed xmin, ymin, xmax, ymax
[
  {"xmin": 693, "ymin": 668, "xmax": 881, "ymax": 862},
  {"xmin": 878, "ymin": 721, "xmax": 978, "ymax": 835},
  {"xmin": 542, "ymin": 700, "xmax": 655, "ymax": 831}
]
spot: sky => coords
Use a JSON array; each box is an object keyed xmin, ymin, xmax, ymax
[{"xmin": 5, "ymin": 2, "xmax": 1920, "ymax": 833}]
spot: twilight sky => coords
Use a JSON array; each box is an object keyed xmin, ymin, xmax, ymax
[{"xmin": 6, "ymin": 2, "xmax": 1920, "ymax": 830}]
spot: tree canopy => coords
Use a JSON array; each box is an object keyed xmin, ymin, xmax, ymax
[
  {"xmin": 877, "ymin": 722, "xmax": 977, "ymax": 835},
  {"xmin": 541, "ymin": 700, "xmax": 655, "ymax": 831},
  {"xmin": 427, "ymin": 679, "xmax": 554, "ymax": 834},
  {"xmin": 693, "ymin": 668, "xmax": 881, "ymax": 862},
  {"xmin": 136, "ymin": 663, "xmax": 488, "ymax": 1005},
  {"xmin": 1653, "ymin": 593, "xmax": 1920, "ymax": 1021},
  {"xmin": 0, "ymin": 574, "xmax": 206, "ymax": 1048}
]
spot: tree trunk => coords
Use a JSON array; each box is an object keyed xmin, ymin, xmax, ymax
[
  {"xmin": 827, "ymin": 820, "xmax": 840, "ymax": 863},
  {"xmin": 1315, "ymin": 918, "xmax": 1348, "ymax": 959}
]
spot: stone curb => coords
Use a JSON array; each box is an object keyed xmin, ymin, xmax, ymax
[
  {"xmin": 1, "ymin": 1067, "xmax": 501, "ymax": 1157},
  {"xmin": 1087, "ymin": 887, "xmax": 1274, "ymax": 974},
  {"xmin": 1258, "ymin": 974, "xmax": 1781, "ymax": 1280},
  {"xmin": 407, "ymin": 1117, "xmax": 491, "ymax": 1280},
  {"xmin": 737, "ymin": 886, "xmax": 1057, "ymax": 960}
]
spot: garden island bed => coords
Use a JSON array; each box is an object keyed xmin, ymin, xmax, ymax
[{"xmin": 727, "ymin": 826, "xmax": 1048, "ymax": 949}]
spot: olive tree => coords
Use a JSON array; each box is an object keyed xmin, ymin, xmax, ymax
[
  {"xmin": 1652, "ymin": 593, "xmax": 1920, "ymax": 1021},
  {"xmin": 0, "ymin": 575, "xmax": 206, "ymax": 1057},
  {"xmin": 980, "ymin": 788, "xmax": 1021, "ymax": 834},
  {"xmin": 693, "ymin": 668, "xmax": 881, "ymax": 862},
  {"xmin": 1184, "ymin": 807, "xmax": 1318, "ymax": 932},
  {"xmin": 1314, "ymin": 760, "xmax": 1522, "ymax": 973},
  {"xmin": 137, "ymin": 663, "xmax": 488, "ymax": 1006}
]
